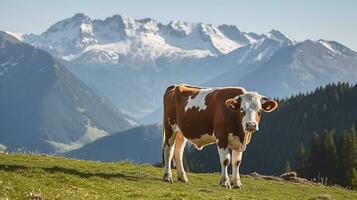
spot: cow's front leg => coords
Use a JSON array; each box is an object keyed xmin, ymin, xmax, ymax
[
  {"xmin": 232, "ymin": 149, "xmax": 243, "ymax": 189},
  {"xmin": 217, "ymin": 146, "xmax": 231, "ymax": 189}
]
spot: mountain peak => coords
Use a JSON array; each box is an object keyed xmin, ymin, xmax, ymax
[
  {"xmin": 103, "ymin": 14, "xmax": 128, "ymax": 22},
  {"xmin": 317, "ymin": 39, "xmax": 357, "ymax": 57},
  {"xmin": 71, "ymin": 13, "xmax": 91, "ymax": 22},
  {"xmin": 218, "ymin": 24, "xmax": 241, "ymax": 33},
  {"xmin": 0, "ymin": 31, "xmax": 21, "ymax": 45},
  {"xmin": 265, "ymin": 29, "xmax": 295, "ymax": 45},
  {"xmin": 167, "ymin": 20, "xmax": 194, "ymax": 36},
  {"xmin": 22, "ymin": 13, "xmax": 299, "ymax": 63}
]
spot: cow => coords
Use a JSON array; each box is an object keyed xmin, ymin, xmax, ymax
[{"xmin": 162, "ymin": 84, "xmax": 278, "ymax": 188}]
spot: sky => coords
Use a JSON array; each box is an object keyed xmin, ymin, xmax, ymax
[{"xmin": 0, "ymin": 0, "xmax": 356, "ymax": 50}]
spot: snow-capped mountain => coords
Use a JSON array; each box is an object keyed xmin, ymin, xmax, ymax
[
  {"xmin": 209, "ymin": 39, "xmax": 357, "ymax": 97},
  {"xmin": 9, "ymin": 13, "xmax": 357, "ymax": 123},
  {"xmin": 21, "ymin": 13, "xmax": 293, "ymax": 66}
]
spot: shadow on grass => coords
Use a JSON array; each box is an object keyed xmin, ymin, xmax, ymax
[
  {"xmin": 0, "ymin": 164, "xmax": 161, "ymax": 182},
  {"xmin": 42, "ymin": 166, "xmax": 141, "ymax": 181},
  {"xmin": 0, "ymin": 164, "xmax": 28, "ymax": 171}
]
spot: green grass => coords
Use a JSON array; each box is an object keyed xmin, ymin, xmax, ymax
[{"xmin": 0, "ymin": 154, "xmax": 355, "ymax": 199}]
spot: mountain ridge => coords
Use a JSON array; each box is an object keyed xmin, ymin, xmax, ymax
[
  {"xmin": 0, "ymin": 31, "xmax": 138, "ymax": 153},
  {"xmin": 16, "ymin": 13, "xmax": 295, "ymax": 65},
  {"xmin": 6, "ymin": 13, "xmax": 357, "ymax": 122}
]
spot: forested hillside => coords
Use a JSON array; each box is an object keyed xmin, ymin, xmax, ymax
[{"xmin": 295, "ymin": 127, "xmax": 357, "ymax": 189}]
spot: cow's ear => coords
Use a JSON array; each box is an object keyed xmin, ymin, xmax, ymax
[
  {"xmin": 261, "ymin": 97, "xmax": 278, "ymax": 113},
  {"xmin": 225, "ymin": 96, "xmax": 241, "ymax": 111}
]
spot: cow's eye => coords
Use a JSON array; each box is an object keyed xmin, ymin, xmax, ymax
[{"xmin": 240, "ymin": 108, "xmax": 245, "ymax": 114}]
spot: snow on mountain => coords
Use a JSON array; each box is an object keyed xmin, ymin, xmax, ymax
[
  {"xmin": 12, "ymin": 13, "xmax": 357, "ymax": 124},
  {"xmin": 218, "ymin": 25, "xmax": 250, "ymax": 45},
  {"xmin": 24, "ymin": 13, "xmax": 96, "ymax": 57},
  {"xmin": 209, "ymin": 39, "xmax": 357, "ymax": 98},
  {"xmin": 264, "ymin": 29, "xmax": 295, "ymax": 45},
  {"xmin": 23, "ymin": 14, "xmax": 286, "ymax": 65},
  {"xmin": 317, "ymin": 39, "xmax": 357, "ymax": 57},
  {"xmin": 4, "ymin": 31, "xmax": 25, "ymax": 41}
]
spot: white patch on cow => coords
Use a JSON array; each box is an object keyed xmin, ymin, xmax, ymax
[
  {"xmin": 218, "ymin": 147, "xmax": 230, "ymax": 165},
  {"xmin": 163, "ymin": 124, "xmax": 179, "ymax": 182},
  {"xmin": 185, "ymin": 88, "xmax": 214, "ymax": 112},
  {"xmin": 189, "ymin": 133, "xmax": 217, "ymax": 150},
  {"xmin": 218, "ymin": 147, "xmax": 231, "ymax": 187},
  {"xmin": 238, "ymin": 92, "xmax": 262, "ymax": 131},
  {"xmin": 163, "ymin": 143, "xmax": 175, "ymax": 182}
]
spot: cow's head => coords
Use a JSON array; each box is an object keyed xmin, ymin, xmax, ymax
[{"xmin": 225, "ymin": 92, "xmax": 278, "ymax": 150}]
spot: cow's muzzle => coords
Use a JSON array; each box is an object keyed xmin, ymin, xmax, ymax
[{"xmin": 245, "ymin": 121, "xmax": 257, "ymax": 132}]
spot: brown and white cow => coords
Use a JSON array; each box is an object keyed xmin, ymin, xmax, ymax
[{"xmin": 162, "ymin": 84, "xmax": 278, "ymax": 188}]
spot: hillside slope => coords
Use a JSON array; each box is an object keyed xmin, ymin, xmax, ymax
[
  {"xmin": 0, "ymin": 32, "xmax": 137, "ymax": 153},
  {"xmin": 0, "ymin": 154, "xmax": 355, "ymax": 199},
  {"xmin": 65, "ymin": 124, "xmax": 162, "ymax": 163}
]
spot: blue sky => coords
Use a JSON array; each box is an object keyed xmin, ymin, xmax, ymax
[{"xmin": 1, "ymin": 0, "xmax": 356, "ymax": 50}]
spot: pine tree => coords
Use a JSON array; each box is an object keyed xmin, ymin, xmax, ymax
[
  {"xmin": 284, "ymin": 161, "xmax": 291, "ymax": 173},
  {"xmin": 351, "ymin": 168, "xmax": 357, "ymax": 190},
  {"xmin": 296, "ymin": 142, "xmax": 306, "ymax": 177},
  {"xmin": 320, "ymin": 130, "xmax": 337, "ymax": 184},
  {"xmin": 337, "ymin": 126, "xmax": 357, "ymax": 187},
  {"xmin": 308, "ymin": 132, "xmax": 322, "ymax": 179}
]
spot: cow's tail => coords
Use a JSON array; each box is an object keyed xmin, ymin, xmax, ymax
[
  {"xmin": 161, "ymin": 124, "xmax": 165, "ymax": 167},
  {"xmin": 162, "ymin": 91, "xmax": 166, "ymax": 167}
]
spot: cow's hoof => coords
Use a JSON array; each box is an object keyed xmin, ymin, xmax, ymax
[
  {"xmin": 178, "ymin": 176, "xmax": 189, "ymax": 183},
  {"xmin": 232, "ymin": 183, "xmax": 243, "ymax": 189},
  {"xmin": 163, "ymin": 173, "xmax": 173, "ymax": 183},
  {"xmin": 232, "ymin": 179, "xmax": 243, "ymax": 189},
  {"xmin": 219, "ymin": 180, "xmax": 231, "ymax": 189}
]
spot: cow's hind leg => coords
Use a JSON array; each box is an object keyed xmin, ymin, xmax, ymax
[
  {"xmin": 174, "ymin": 132, "xmax": 188, "ymax": 183},
  {"xmin": 162, "ymin": 123, "xmax": 178, "ymax": 183}
]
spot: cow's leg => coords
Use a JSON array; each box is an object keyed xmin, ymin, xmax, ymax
[
  {"xmin": 173, "ymin": 132, "xmax": 188, "ymax": 183},
  {"xmin": 162, "ymin": 124, "xmax": 178, "ymax": 183},
  {"xmin": 232, "ymin": 149, "xmax": 243, "ymax": 189},
  {"xmin": 217, "ymin": 144, "xmax": 231, "ymax": 188}
]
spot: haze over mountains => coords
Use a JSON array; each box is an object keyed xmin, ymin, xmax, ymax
[
  {"xmin": 8, "ymin": 13, "xmax": 356, "ymax": 123},
  {"xmin": 0, "ymin": 32, "xmax": 137, "ymax": 153}
]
